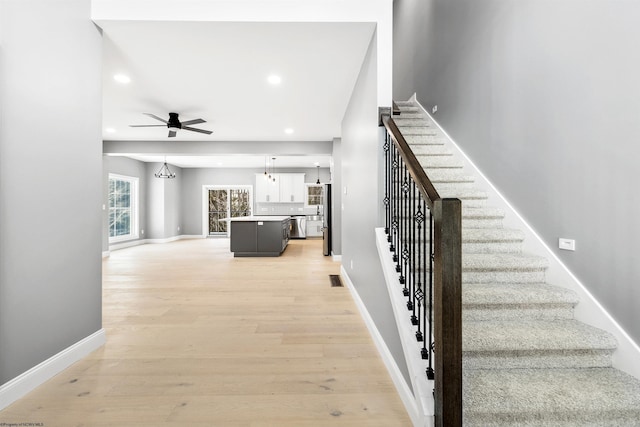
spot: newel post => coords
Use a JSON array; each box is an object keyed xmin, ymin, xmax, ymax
[{"xmin": 433, "ymin": 198, "xmax": 462, "ymax": 427}]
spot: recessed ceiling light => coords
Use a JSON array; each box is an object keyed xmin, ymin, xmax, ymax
[
  {"xmin": 105, "ymin": 127, "xmax": 116, "ymax": 133},
  {"xmin": 113, "ymin": 74, "xmax": 131, "ymax": 84},
  {"xmin": 313, "ymin": 162, "xmax": 320, "ymax": 166},
  {"xmin": 284, "ymin": 128, "xmax": 294, "ymax": 134},
  {"xmin": 267, "ymin": 74, "xmax": 282, "ymax": 85}
]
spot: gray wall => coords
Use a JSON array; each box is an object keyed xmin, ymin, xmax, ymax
[
  {"xmin": 0, "ymin": 0, "xmax": 103, "ymax": 384},
  {"xmin": 341, "ymin": 31, "xmax": 410, "ymax": 383},
  {"xmin": 331, "ymin": 138, "xmax": 343, "ymax": 255},
  {"xmin": 393, "ymin": 0, "xmax": 640, "ymax": 343}
]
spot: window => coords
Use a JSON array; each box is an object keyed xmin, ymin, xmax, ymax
[
  {"xmin": 305, "ymin": 184, "xmax": 324, "ymax": 207},
  {"xmin": 109, "ymin": 174, "xmax": 138, "ymax": 242},
  {"xmin": 204, "ymin": 186, "xmax": 252, "ymax": 236}
]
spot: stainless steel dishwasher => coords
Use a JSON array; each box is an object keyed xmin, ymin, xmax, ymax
[{"xmin": 289, "ymin": 215, "xmax": 306, "ymax": 239}]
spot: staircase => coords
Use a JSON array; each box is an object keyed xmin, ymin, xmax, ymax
[{"xmin": 392, "ymin": 100, "xmax": 640, "ymax": 426}]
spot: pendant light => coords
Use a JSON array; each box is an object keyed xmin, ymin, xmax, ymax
[
  {"xmin": 264, "ymin": 156, "xmax": 269, "ymax": 180},
  {"xmin": 272, "ymin": 157, "xmax": 276, "ymax": 182},
  {"xmin": 316, "ymin": 165, "xmax": 321, "ymax": 184},
  {"xmin": 155, "ymin": 157, "xmax": 176, "ymax": 179}
]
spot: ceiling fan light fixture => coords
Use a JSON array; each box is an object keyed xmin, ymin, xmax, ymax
[{"xmin": 316, "ymin": 165, "xmax": 321, "ymax": 184}]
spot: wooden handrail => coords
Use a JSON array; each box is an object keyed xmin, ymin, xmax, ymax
[{"xmin": 382, "ymin": 115, "xmax": 440, "ymax": 208}]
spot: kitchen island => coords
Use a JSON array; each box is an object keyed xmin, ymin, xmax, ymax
[{"xmin": 229, "ymin": 216, "xmax": 290, "ymax": 257}]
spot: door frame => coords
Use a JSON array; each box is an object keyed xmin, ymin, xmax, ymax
[{"xmin": 202, "ymin": 185, "xmax": 253, "ymax": 237}]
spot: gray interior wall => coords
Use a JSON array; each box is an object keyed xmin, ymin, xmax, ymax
[
  {"xmin": 331, "ymin": 138, "xmax": 342, "ymax": 255},
  {"xmin": 180, "ymin": 167, "xmax": 331, "ymax": 236},
  {"xmin": 393, "ymin": 0, "xmax": 640, "ymax": 343},
  {"xmin": 163, "ymin": 165, "xmax": 183, "ymax": 238},
  {"xmin": 102, "ymin": 156, "xmax": 149, "ymax": 250},
  {"xmin": 0, "ymin": 0, "xmax": 103, "ymax": 384},
  {"xmin": 341, "ymin": 31, "xmax": 411, "ymax": 383}
]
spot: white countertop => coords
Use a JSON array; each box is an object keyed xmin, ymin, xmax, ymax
[{"xmin": 228, "ymin": 216, "xmax": 290, "ymax": 222}]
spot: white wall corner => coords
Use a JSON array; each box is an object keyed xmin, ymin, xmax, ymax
[
  {"xmin": 410, "ymin": 98, "xmax": 640, "ymax": 380},
  {"xmin": 0, "ymin": 329, "xmax": 106, "ymax": 411},
  {"xmin": 340, "ymin": 266, "xmax": 430, "ymax": 427}
]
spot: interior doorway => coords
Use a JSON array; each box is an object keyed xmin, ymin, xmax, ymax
[{"xmin": 203, "ymin": 185, "xmax": 252, "ymax": 236}]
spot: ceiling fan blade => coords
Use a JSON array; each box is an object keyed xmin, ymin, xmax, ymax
[
  {"xmin": 129, "ymin": 124, "xmax": 166, "ymax": 127},
  {"xmin": 180, "ymin": 118, "xmax": 206, "ymax": 126},
  {"xmin": 143, "ymin": 113, "xmax": 168, "ymax": 123},
  {"xmin": 182, "ymin": 126, "xmax": 212, "ymax": 135},
  {"xmin": 168, "ymin": 130, "xmax": 177, "ymax": 138}
]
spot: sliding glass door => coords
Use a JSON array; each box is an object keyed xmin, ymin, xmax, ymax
[{"xmin": 207, "ymin": 187, "xmax": 252, "ymax": 236}]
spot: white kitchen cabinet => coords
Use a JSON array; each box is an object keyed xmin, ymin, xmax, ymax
[
  {"xmin": 279, "ymin": 173, "xmax": 305, "ymax": 203},
  {"xmin": 255, "ymin": 174, "xmax": 280, "ymax": 203},
  {"xmin": 306, "ymin": 220, "xmax": 323, "ymax": 237}
]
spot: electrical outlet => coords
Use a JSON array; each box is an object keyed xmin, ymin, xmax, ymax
[
  {"xmin": 102, "ymin": 204, "xmax": 106, "ymax": 210},
  {"xmin": 558, "ymin": 238, "xmax": 575, "ymax": 251},
  {"xmin": 141, "ymin": 229, "xmax": 144, "ymax": 235},
  {"xmin": 177, "ymin": 226, "xmax": 180, "ymax": 231},
  {"xmin": 350, "ymin": 260, "xmax": 354, "ymax": 270},
  {"xmin": 432, "ymin": 105, "xmax": 438, "ymax": 114}
]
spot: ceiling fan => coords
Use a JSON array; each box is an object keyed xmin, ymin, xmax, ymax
[{"xmin": 130, "ymin": 112, "xmax": 212, "ymax": 137}]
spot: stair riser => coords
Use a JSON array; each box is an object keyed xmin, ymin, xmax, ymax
[
  {"xmin": 463, "ymin": 305, "xmax": 575, "ymax": 321},
  {"xmin": 404, "ymin": 135, "xmax": 444, "ymax": 145},
  {"xmin": 464, "ymin": 350, "xmax": 613, "ymax": 370},
  {"xmin": 465, "ymin": 415, "xmax": 640, "ymax": 427},
  {"xmin": 398, "ymin": 127, "xmax": 438, "ymax": 136},
  {"xmin": 394, "ymin": 119, "xmax": 431, "ymax": 127},
  {"xmin": 463, "ymin": 270, "xmax": 546, "ymax": 283},
  {"xmin": 418, "ymin": 157, "xmax": 464, "ymax": 168},
  {"xmin": 463, "ymin": 218, "xmax": 505, "ymax": 229},
  {"xmin": 399, "ymin": 240, "xmax": 522, "ymax": 254},
  {"xmin": 410, "ymin": 146, "xmax": 452, "ymax": 156}
]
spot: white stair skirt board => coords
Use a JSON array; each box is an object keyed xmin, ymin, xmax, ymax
[
  {"xmin": 0, "ymin": 329, "xmax": 106, "ymax": 411},
  {"xmin": 340, "ymin": 266, "xmax": 431, "ymax": 427},
  {"xmin": 408, "ymin": 94, "xmax": 640, "ymax": 380}
]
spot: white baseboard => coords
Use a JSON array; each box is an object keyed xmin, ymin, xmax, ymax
[
  {"xmin": 108, "ymin": 235, "xmax": 206, "ymax": 252},
  {"xmin": 332, "ymin": 254, "xmax": 342, "ymax": 262},
  {"xmin": 102, "ymin": 250, "xmax": 110, "ymax": 258},
  {"xmin": 411, "ymin": 94, "xmax": 640, "ymax": 380},
  {"xmin": 340, "ymin": 267, "xmax": 430, "ymax": 427},
  {"xmin": 0, "ymin": 329, "xmax": 106, "ymax": 411}
]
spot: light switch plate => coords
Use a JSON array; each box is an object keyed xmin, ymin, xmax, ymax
[{"xmin": 559, "ymin": 238, "xmax": 575, "ymax": 251}]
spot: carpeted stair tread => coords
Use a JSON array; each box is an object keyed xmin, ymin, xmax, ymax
[
  {"xmin": 463, "ymin": 319, "xmax": 617, "ymax": 353},
  {"xmin": 463, "ymin": 368, "xmax": 640, "ymax": 426}
]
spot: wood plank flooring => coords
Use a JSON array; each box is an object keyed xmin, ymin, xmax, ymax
[{"xmin": 0, "ymin": 238, "xmax": 411, "ymax": 426}]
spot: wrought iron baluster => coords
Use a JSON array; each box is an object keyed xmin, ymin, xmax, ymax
[
  {"xmin": 426, "ymin": 209, "xmax": 435, "ymax": 380},
  {"xmin": 384, "ymin": 131, "xmax": 390, "ymax": 236}
]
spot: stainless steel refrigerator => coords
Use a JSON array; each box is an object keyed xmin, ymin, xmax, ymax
[{"xmin": 322, "ymin": 184, "xmax": 332, "ymax": 256}]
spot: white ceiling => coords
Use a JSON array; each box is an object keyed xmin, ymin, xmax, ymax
[{"xmin": 100, "ymin": 20, "xmax": 375, "ymax": 168}]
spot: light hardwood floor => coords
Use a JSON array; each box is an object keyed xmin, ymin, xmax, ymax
[{"xmin": 0, "ymin": 238, "xmax": 411, "ymax": 426}]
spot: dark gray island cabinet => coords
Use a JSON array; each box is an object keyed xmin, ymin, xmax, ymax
[{"xmin": 229, "ymin": 216, "xmax": 290, "ymax": 257}]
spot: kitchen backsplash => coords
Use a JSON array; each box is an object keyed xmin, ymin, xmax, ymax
[{"xmin": 255, "ymin": 203, "xmax": 323, "ymax": 216}]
